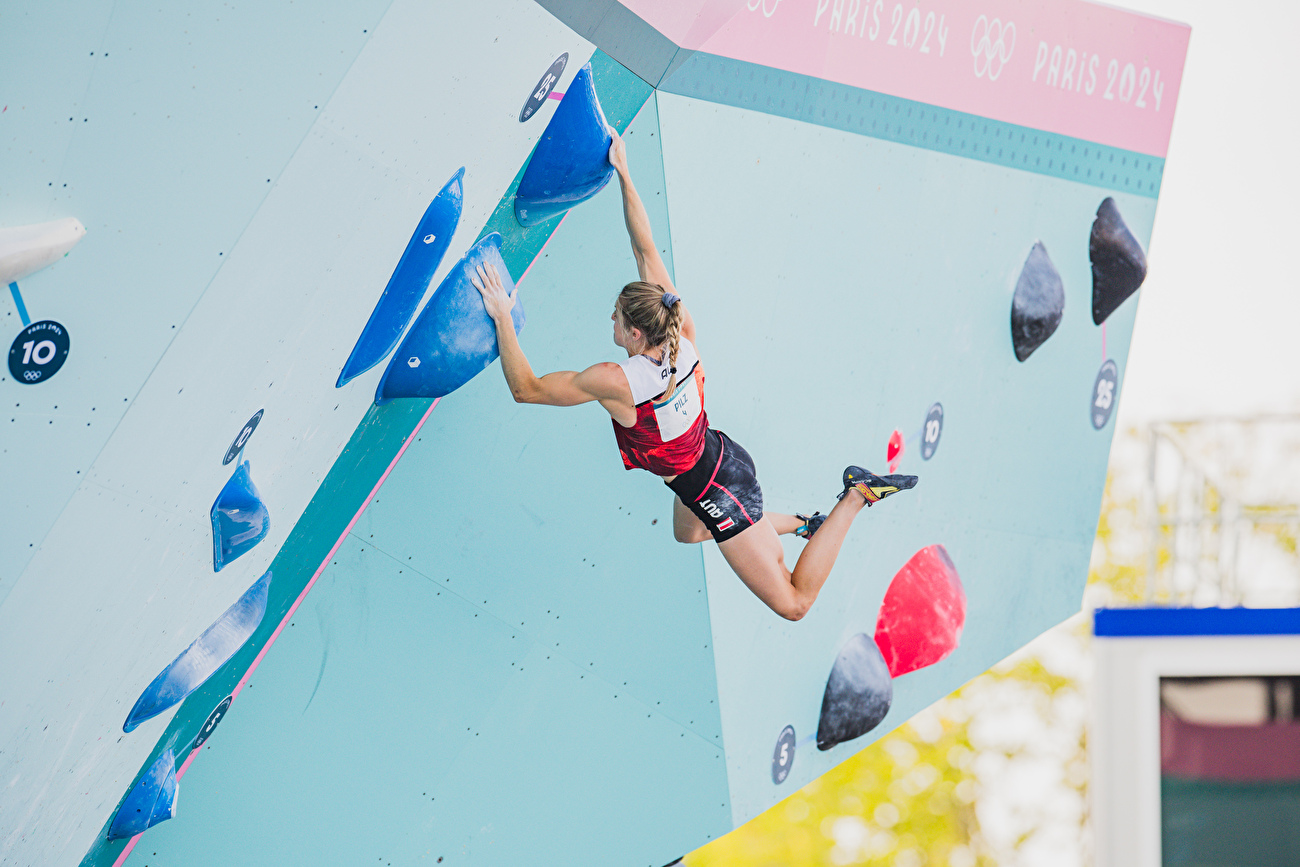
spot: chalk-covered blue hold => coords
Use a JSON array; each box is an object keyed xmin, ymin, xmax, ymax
[
  {"xmin": 123, "ymin": 570, "xmax": 271, "ymax": 733},
  {"xmin": 210, "ymin": 460, "xmax": 270, "ymax": 572},
  {"xmin": 336, "ymin": 167, "xmax": 465, "ymax": 387},
  {"xmin": 374, "ymin": 232, "xmax": 524, "ymax": 404},
  {"xmin": 514, "ymin": 62, "xmax": 613, "ymax": 227},
  {"xmin": 107, "ymin": 748, "xmax": 178, "ymax": 839}
]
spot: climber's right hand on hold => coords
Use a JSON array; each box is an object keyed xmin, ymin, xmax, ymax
[
  {"xmin": 471, "ymin": 263, "xmax": 516, "ymax": 323},
  {"xmin": 607, "ymin": 126, "xmax": 628, "ymax": 177}
]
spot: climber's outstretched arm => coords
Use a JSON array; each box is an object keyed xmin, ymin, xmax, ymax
[{"xmin": 608, "ymin": 129, "xmax": 696, "ymax": 345}]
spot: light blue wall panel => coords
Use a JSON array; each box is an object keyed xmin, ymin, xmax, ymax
[
  {"xmin": 655, "ymin": 92, "xmax": 1149, "ymax": 823},
  {"xmin": 0, "ymin": 0, "xmax": 391, "ymax": 595},
  {"xmin": 0, "ymin": 0, "xmax": 392, "ymax": 597}
]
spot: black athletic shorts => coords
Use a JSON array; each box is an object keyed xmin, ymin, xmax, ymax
[{"xmin": 667, "ymin": 428, "xmax": 764, "ymax": 543}]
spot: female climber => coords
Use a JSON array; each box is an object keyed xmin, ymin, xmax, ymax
[{"xmin": 471, "ymin": 129, "xmax": 916, "ymax": 621}]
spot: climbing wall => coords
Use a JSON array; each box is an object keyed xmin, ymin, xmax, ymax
[
  {"xmin": 0, "ymin": 1, "xmax": 1189, "ymax": 866},
  {"xmin": 658, "ymin": 88, "xmax": 1154, "ymax": 819}
]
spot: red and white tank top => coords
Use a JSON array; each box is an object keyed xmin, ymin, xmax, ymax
[{"xmin": 612, "ymin": 337, "xmax": 708, "ymax": 475}]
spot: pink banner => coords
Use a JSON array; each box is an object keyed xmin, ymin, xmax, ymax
[{"xmin": 620, "ymin": 0, "xmax": 1189, "ymax": 157}]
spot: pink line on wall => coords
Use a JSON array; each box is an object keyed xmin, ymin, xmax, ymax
[
  {"xmin": 111, "ymin": 399, "xmax": 440, "ymax": 867},
  {"xmin": 547, "ymin": 90, "xmax": 565, "ymax": 101},
  {"xmin": 617, "ymin": 0, "xmax": 1190, "ymax": 157}
]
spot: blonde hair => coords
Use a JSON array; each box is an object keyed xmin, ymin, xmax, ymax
[{"xmin": 616, "ymin": 281, "xmax": 684, "ymax": 396}]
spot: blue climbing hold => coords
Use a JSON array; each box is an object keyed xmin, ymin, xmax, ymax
[
  {"xmin": 336, "ymin": 167, "xmax": 465, "ymax": 387},
  {"xmin": 123, "ymin": 570, "xmax": 271, "ymax": 733},
  {"xmin": 107, "ymin": 748, "xmax": 178, "ymax": 839},
  {"xmin": 210, "ymin": 460, "xmax": 270, "ymax": 572},
  {"xmin": 374, "ymin": 232, "xmax": 524, "ymax": 404},
  {"xmin": 514, "ymin": 62, "xmax": 614, "ymax": 227}
]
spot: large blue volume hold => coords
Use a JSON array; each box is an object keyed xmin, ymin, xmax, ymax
[
  {"xmin": 107, "ymin": 749, "xmax": 178, "ymax": 839},
  {"xmin": 123, "ymin": 570, "xmax": 271, "ymax": 733},
  {"xmin": 374, "ymin": 232, "xmax": 525, "ymax": 404},
  {"xmin": 210, "ymin": 460, "xmax": 270, "ymax": 572},
  {"xmin": 336, "ymin": 167, "xmax": 465, "ymax": 387},
  {"xmin": 514, "ymin": 63, "xmax": 614, "ymax": 227}
]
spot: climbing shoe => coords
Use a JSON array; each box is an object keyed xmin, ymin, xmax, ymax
[
  {"xmin": 839, "ymin": 466, "xmax": 918, "ymax": 505},
  {"xmin": 794, "ymin": 512, "xmax": 826, "ymax": 540}
]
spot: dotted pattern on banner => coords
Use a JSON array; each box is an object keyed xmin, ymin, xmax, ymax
[{"xmin": 662, "ymin": 52, "xmax": 1166, "ymax": 198}]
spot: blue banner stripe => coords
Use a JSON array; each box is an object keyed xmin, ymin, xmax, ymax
[{"xmin": 1094, "ymin": 607, "xmax": 1300, "ymax": 637}]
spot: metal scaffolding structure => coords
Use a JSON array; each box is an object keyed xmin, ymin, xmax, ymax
[{"xmin": 1143, "ymin": 415, "xmax": 1300, "ymax": 606}]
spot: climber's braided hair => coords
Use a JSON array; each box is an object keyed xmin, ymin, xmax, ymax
[{"xmin": 616, "ymin": 280, "xmax": 684, "ymax": 396}]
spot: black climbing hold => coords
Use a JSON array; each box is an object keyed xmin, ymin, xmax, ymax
[
  {"xmin": 1090, "ymin": 197, "xmax": 1147, "ymax": 325},
  {"xmin": 816, "ymin": 633, "xmax": 892, "ymax": 751},
  {"xmin": 1010, "ymin": 242, "xmax": 1064, "ymax": 362}
]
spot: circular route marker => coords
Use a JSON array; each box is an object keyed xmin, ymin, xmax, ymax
[
  {"xmin": 519, "ymin": 52, "xmax": 568, "ymax": 122},
  {"xmin": 224, "ymin": 409, "xmax": 264, "ymax": 465},
  {"xmin": 1091, "ymin": 360, "xmax": 1119, "ymax": 430},
  {"xmin": 8, "ymin": 320, "xmax": 70, "ymax": 385},
  {"xmin": 772, "ymin": 724, "xmax": 797, "ymax": 784},
  {"xmin": 193, "ymin": 695, "xmax": 232, "ymax": 749},
  {"xmin": 921, "ymin": 402, "xmax": 943, "ymax": 460}
]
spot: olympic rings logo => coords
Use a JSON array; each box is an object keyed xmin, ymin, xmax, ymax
[
  {"xmin": 23, "ymin": 370, "xmax": 41, "ymax": 381},
  {"xmin": 746, "ymin": 0, "xmax": 781, "ymax": 17},
  {"xmin": 970, "ymin": 15, "xmax": 1015, "ymax": 81}
]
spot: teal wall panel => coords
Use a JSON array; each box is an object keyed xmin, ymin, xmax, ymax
[
  {"xmin": 124, "ymin": 99, "xmax": 732, "ymax": 867},
  {"xmin": 660, "ymin": 53, "xmax": 1165, "ymax": 196},
  {"xmin": 654, "ymin": 92, "xmax": 1149, "ymax": 822},
  {"xmin": 351, "ymin": 94, "xmax": 719, "ymax": 747}
]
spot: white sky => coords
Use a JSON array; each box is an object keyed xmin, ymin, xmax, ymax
[{"xmin": 1115, "ymin": 0, "xmax": 1300, "ymax": 424}]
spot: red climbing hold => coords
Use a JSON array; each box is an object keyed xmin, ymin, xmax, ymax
[
  {"xmin": 887, "ymin": 429, "xmax": 904, "ymax": 473},
  {"xmin": 874, "ymin": 544, "xmax": 965, "ymax": 677}
]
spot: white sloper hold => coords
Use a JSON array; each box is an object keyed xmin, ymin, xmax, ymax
[{"xmin": 0, "ymin": 218, "xmax": 87, "ymax": 285}]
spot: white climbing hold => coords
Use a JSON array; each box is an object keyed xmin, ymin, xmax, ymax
[{"xmin": 0, "ymin": 217, "xmax": 86, "ymax": 285}]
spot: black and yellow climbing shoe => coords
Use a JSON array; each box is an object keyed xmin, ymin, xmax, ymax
[{"xmin": 839, "ymin": 466, "xmax": 918, "ymax": 505}]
